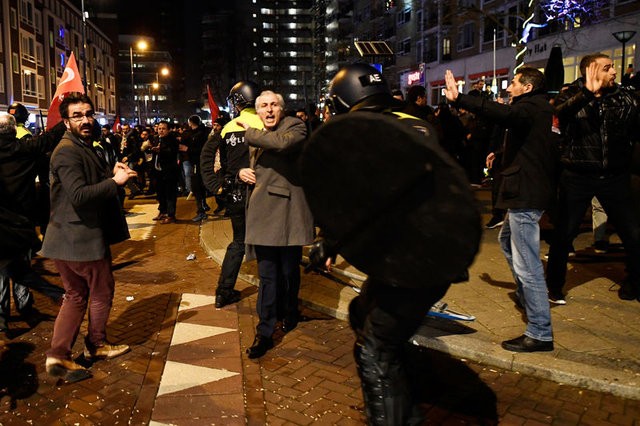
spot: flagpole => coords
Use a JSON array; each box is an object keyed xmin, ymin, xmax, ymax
[{"xmin": 81, "ymin": 0, "xmax": 88, "ymax": 92}]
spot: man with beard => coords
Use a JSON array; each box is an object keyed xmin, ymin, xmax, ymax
[
  {"xmin": 41, "ymin": 93, "xmax": 136, "ymax": 382},
  {"xmin": 546, "ymin": 53, "xmax": 640, "ymax": 304}
]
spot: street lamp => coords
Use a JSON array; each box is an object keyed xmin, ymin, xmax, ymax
[
  {"xmin": 153, "ymin": 67, "xmax": 170, "ymax": 123},
  {"xmin": 612, "ymin": 31, "xmax": 636, "ymax": 78},
  {"xmin": 129, "ymin": 39, "xmax": 148, "ymax": 124}
]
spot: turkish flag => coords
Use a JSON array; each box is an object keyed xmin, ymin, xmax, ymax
[
  {"xmin": 46, "ymin": 52, "xmax": 85, "ymax": 130},
  {"xmin": 112, "ymin": 116, "xmax": 121, "ymax": 134},
  {"xmin": 207, "ymin": 85, "xmax": 219, "ymax": 122}
]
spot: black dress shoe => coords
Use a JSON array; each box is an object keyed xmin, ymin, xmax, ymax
[
  {"xmin": 501, "ymin": 335, "xmax": 554, "ymax": 352},
  {"xmin": 247, "ymin": 335, "xmax": 273, "ymax": 359},
  {"xmin": 191, "ymin": 213, "xmax": 207, "ymax": 222},
  {"xmin": 215, "ymin": 290, "xmax": 241, "ymax": 308},
  {"xmin": 281, "ymin": 318, "xmax": 298, "ymax": 333}
]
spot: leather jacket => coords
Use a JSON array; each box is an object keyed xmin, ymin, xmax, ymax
[{"xmin": 555, "ymin": 78, "xmax": 640, "ymax": 175}]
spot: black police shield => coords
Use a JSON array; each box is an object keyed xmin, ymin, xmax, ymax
[{"xmin": 301, "ymin": 112, "xmax": 482, "ymax": 288}]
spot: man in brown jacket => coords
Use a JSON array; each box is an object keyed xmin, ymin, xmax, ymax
[{"xmin": 41, "ymin": 93, "xmax": 136, "ymax": 382}]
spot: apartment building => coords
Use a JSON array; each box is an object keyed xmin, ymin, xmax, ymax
[
  {"xmin": 350, "ymin": 0, "xmax": 640, "ymax": 105},
  {"xmin": 0, "ymin": 0, "xmax": 116, "ymax": 128}
]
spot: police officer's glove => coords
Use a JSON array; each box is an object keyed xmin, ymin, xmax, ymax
[{"xmin": 305, "ymin": 238, "xmax": 336, "ymax": 273}]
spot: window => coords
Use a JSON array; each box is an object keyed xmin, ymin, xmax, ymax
[
  {"xmin": 10, "ymin": 8, "xmax": 18, "ymax": 29},
  {"xmin": 416, "ymin": 10, "xmax": 423, "ymax": 32},
  {"xmin": 416, "ymin": 40, "xmax": 422, "ymax": 62},
  {"xmin": 424, "ymin": 35, "xmax": 438, "ymax": 63},
  {"xmin": 398, "ymin": 38, "xmax": 411, "ymax": 55},
  {"xmin": 0, "ymin": 64, "xmax": 4, "ymax": 93},
  {"xmin": 12, "ymin": 53, "xmax": 20, "ymax": 73},
  {"xmin": 442, "ymin": 37, "xmax": 451, "ymax": 60},
  {"xmin": 457, "ymin": 22, "xmax": 475, "ymax": 51},
  {"xmin": 37, "ymin": 75, "xmax": 45, "ymax": 99},
  {"xmin": 34, "ymin": 10, "xmax": 42, "ymax": 34},
  {"xmin": 36, "ymin": 42, "xmax": 43, "ymax": 65},
  {"xmin": 19, "ymin": 0, "xmax": 34, "ymax": 26},
  {"xmin": 22, "ymin": 69, "xmax": 38, "ymax": 97},
  {"xmin": 483, "ymin": 17, "xmax": 504, "ymax": 43},
  {"xmin": 397, "ymin": 8, "xmax": 411, "ymax": 25},
  {"xmin": 20, "ymin": 32, "xmax": 37, "ymax": 62}
]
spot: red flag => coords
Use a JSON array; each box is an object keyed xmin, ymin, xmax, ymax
[
  {"xmin": 207, "ymin": 85, "xmax": 219, "ymax": 122},
  {"xmin": 112, "ymin": 116, "xmax": 121, "ymax": 134},
  {"xmin": 46, "ymin": 52, "xmax": 85, "ymax": 130}
]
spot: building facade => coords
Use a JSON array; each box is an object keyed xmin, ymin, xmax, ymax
[
  {"xmin": 117, "ymin": 35, "xmax": 173, "ymax": 125},
  {"xmin": 0, "ymin": 0, "xmax": 117, "ymax": 129},
  {"xmin": 348, "ymin": 0, "xmax": 640, "ymax": 105}
]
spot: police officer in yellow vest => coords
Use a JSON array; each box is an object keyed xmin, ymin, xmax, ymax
[{"xmin": 200, "ymin": 81, "xmax": 264, "ymax": 308}]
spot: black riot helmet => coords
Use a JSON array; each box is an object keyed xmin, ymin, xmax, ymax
[
  {"xmin": 326, "ymin": 63, "xmax": 402, "ymax": 115},
  {"xmin": 227, "ymin": 81, "xmax": 259, "ymax": 115},
  {"xmin": 8, "ymin": 102, "xmax": 29, "ymax": 124}
]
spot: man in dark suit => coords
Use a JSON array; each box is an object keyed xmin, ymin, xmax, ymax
[
  {"xmin": 41, "ymin": 93, "xmax": 136, "ymax": 382},
  {"xmin": 152, "ymin": 121, "xmax": 180, "ymax": 224},
  {"xmin": 237, "ymin": 90, "xmax": 313, "ymax": 358}
]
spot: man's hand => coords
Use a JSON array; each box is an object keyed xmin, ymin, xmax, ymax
[
  {"xmin": 236, "ymin": 120, "xmax": 250, "ymax": 130},
  {"xmin": 486, "ymin": 152, "xmax": 495, "ymax": 169},
  {"xmin": 238, "ymin": 168, "xmax": 256, "ymax": 184},
  {"xmin": 112, "ymin": 162, "xmax": 137, "ymax": 185},
  {"xmin": 178, "ymin": 144, "xmax": 188, "ymax": 152},
  {"xmin": 444, "ymin": 70, "xmax": 459, "ymax": 102},
  {"xmin": 585, "ymin": 61, "xmax": 603, "ymax": 94}
]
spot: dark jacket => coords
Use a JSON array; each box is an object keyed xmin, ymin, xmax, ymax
[
  {"xmin": 0, "ymin": 122, "xmax": 66, "ymax": 220},
  {"xmin": 554, "ymin": 79, "xmax": 640, "ymax": 175},
  {"xmin": 41, "ymin": 131, "xmax": 128, "ymax": 261},
  {"xmin": 182, "ymin": 124, "xmax": 210, "ymax": 174},
  {"xmin": 156, "ymin": 132, "xmax": 180, "ymax": 173},
  {"xmin": 455, "ymin": 91, "xmax": 556, "ymax": 210}
]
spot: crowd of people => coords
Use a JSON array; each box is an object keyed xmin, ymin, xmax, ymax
[{"xmin": 1, "ymin": 51, "xmax": 639, "ymax": 425}]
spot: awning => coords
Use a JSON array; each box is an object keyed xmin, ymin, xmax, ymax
[
  {"xmin": 468, "ymin": 67, "xmax": 509, "ymax": 81},
  {"xmin": 430, "ymin": 76, "xmax": 464, "ymax": 87}
]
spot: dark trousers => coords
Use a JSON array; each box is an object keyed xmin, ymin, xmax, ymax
[
  {"xmin": 156, "ymin": 171, "xmax": 178, "ymax": 217},
  {"xmin": 254, "ymin": 245, "xmax": 302, "ymax": 338},
  {"xmin": 547, "ymin": 170, "xmax": 640, "ymax": 292},
  {"xmin": 191, "ymin": 172, "xmax": 209, "ymax": 214},
  {"xmin": 0, "ymin": 252, "xmax": 64, "ymax": 323},
  {"xmin": 216, "ymin": 210, "xmax": 246, "ymax": 294},
  {"xmin": 47, "ymin": 258, "xmax": 115, "ymax": 360},
  {"xmin": 350, "ymin": 278, "xmax": 450, "ymax": 425}
]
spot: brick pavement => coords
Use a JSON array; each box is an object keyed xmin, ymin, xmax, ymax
[{"xmin": 1, "ymin": 195, "xmax": 639, "ymax": 425}]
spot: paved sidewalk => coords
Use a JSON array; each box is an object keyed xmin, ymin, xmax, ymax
[
  {"xmin": 200, "ymin": 188, "xmax": 640, "ymax": 401},
  {"xmin": 1, "ymin": 193, "xmax": 638, "ymax": 425}
]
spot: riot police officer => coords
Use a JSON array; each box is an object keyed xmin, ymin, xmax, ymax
[
  {"xmin": 303, "ymin": 64, "xmax": 480, "ymax": 425},
  {"xmin": 200, "ymin": 81, "xmax": 264, "ymax": 308}
]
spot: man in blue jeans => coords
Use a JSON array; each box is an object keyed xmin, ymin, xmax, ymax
[{"xmin": 445, "ymin": 67, "xmax": 557, "ymax": 352}]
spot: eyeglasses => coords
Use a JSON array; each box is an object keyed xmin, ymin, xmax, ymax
[{"xmin": 67, "ymin": 112, "xmax": 95, "ymax": 122}]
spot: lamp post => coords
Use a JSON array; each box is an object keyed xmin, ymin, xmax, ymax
[
  {"xmin": 129, "ymin": 40, "xmax": 148, "ymax": 124},
  {"xmin": 612, "ymin": 31, "xmax": 636, "ymax": 78}
]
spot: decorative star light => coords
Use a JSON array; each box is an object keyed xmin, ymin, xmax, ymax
[{"xmin": 540, "ymin": 0, "xmax": 607, "ymax": 24}]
